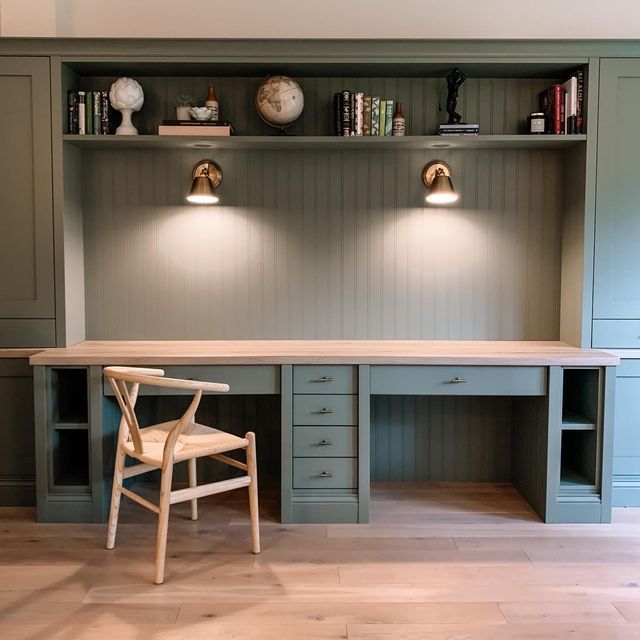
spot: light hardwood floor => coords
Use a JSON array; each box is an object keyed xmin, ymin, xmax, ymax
[{"xmin": 2, "ymin": 483, "xmax": 640, "ymax": 639}]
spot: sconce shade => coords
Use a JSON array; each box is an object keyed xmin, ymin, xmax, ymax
[
  {"xmin": 422, "ymin": 160, "xmax": 459, "ymax": 205},
  {"xmin": 186, "ymin": 160, "xmax": 222, "ymax": 204}
]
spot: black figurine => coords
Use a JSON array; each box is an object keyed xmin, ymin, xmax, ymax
[{"xmin": 446, "ymin": 68, "xmax": 466, "ymax": 124}]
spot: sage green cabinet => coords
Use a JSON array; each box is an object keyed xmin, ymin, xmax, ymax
[
  {"xmin": 0, "ymin": 57, "xmax": 55, "ymax": 346},
  {"xmin": 0, "ymin": 359, "xmax": 35, "ymax": 505},
  {"xmin": 612, "ymin": 364, "xmax": 640, "ymax": 506},
  {"xmin": 594, "ymin": 59, "xmax": 640, "ymax": 321}
]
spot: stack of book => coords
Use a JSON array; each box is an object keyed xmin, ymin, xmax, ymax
[
  {"xmin": 67, "ymin": 90, "xmax": 114, "ymax": 135},
  {"xmin": 437, "ymin": 123, "xmax": 480, "ymax": 136},
  {"xmin": 539, "ymin": 70, "xmax": 584, "ymax": 134},
  {"xmin": 158, "ymin": 120, "xmax": 234, "ymax": 136},
  {"xmin": 334, "ymin": 91, "xmax": 395, "ymax": 136}
]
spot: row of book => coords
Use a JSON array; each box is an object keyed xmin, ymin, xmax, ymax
[
  {"xmin": 334, "ymin": 91, "xmax": 396, "ymax": 137},
  {"xmin": 68, "ymin": 90, "xmax": 116, "ymax": 135},
  {"xmin": 539, "ymin": 70, "xmax": 585, "ymax": 135}
]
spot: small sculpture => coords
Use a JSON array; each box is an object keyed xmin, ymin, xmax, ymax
[
  {"xmin": 445, "ymin": 68, "xmax": 466, "ymax": 125},
  {"xmin": 109, "ymin": 77, "xmax": 144, "ymax": 135}
]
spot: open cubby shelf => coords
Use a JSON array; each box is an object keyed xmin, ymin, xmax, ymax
[
  {"xmin": 52, "ymin": 428, "xmax": 90, "ymax": 489},
  {"xmin": 51, "ymin": 368, "xmax": 88, "ymax": 424},
  {"xmin": 561, "ymin": 411, "xmax": 596, "ymax": 431},
  {"xmin": 63, "ymin": 133, "xmax": 587, "ymax": 151}
]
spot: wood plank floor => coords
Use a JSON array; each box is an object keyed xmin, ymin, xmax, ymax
[{"xmin": 2, "ymin": 482, "xmax": 640, "ymax": 639}]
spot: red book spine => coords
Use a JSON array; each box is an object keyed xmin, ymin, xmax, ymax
[{"xmin": 554, "ymin": 84, "xmax": 563, "ymax": 135}]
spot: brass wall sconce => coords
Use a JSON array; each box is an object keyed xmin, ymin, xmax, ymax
[
  {"xmin": 187, "ymin": 160, "xmax": 222, "ymax": 204},
  {"xmin": 422, "ymin": 160, "xmax": 459, "ymax": 205}
]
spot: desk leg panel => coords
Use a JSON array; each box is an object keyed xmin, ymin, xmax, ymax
[{"xmin": 280, "ymin": 365, "xmax": 293, "ymax": 523}]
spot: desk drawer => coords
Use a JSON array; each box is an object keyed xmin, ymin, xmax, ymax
[
  {"xmin": 293, "ymin": 366, "xmax": 357, "ymax": 394},
  {"xmin": 618, "ymin": 359, "xmax": 640, "ymax": 377},
  {"xmin": 293, "ymin": 426, "xmax": 357, "ymax": 457},
  {"xmin": 103, "ymin": 365, "xmax": 279, "ymax": 395},
  {"xmin": 370, "ymin": 365, "xmax": 546, "ymax": 396},
  {"xmin": 293, "ymin": 394, "xmax": 358, "ymax": 425},
  {"xmin": 293, "ymin": 458, "xmax": 357, "ymax": 489},
  {"xmin": 593, "ymin": 320, "xmax": 640, "ymax": 348}
]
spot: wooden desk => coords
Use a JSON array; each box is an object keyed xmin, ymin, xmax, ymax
[{"xmin": 30, "ymin": 340, "xmax": 618, "ymax": 525}]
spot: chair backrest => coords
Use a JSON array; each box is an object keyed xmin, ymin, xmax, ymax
[
  {"xmin": 104, "ymin": 366, "xmax": 230, "ymax": 456},
  {"xmin": 104, "ymin": 367, "xmax": 164, "ymax": 455}
]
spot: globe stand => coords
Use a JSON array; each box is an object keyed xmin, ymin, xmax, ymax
[{"xmin": 273, "ymin": 124, "xmax": 295, "ymax": 136}]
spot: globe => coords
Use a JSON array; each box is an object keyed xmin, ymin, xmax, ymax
[{"xmin": 255, "ymin": 76, "xmax": 304, "ymax": 131}]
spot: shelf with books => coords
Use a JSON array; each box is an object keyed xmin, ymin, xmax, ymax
[{"xmin": 62, "ymin": 133, "xmax": 586, "ymax": 151}]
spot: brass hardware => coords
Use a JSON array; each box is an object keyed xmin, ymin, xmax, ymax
[
  {"xmin": 422, "ymin": 160, "xmax": 459, "ymax": 205},
  {"xmin": 450, "ymin": 376, "xmax": 467, "ymax": 383},
  {"xmin": 316, "ymin": 407, "xmax": 333, "ymax": 414},
  {"xmin": 187, "ymin": 159, "xmax": 222, "ymax": 204},
  {"xmin": 318, "ymin": 439, "xmax": 332, "ymax": 446},
  {"xmin": 312, "ymin": 376, "xmax": 334, "ymax": 382},
  {"xmin": 319, "ymin": 471, "xmax": 333, "ymax": 478}
]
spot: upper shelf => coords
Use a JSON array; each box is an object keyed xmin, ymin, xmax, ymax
[{"xmin": 63, "ymin": 134, "xmax": 587, "ymax": 151}]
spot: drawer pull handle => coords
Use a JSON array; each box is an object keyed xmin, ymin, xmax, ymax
[
  {"xmin": 450, "ymin": 377, "xmax": 467, "ymax": 384},
  {"xmin": 315, "ymin": 407, "xmax": 334, "ymax": 414},
  {"xmin": 319, "ymin": 471, "xmax": 333, "ymax": 478},
  {"xmin": 312, "ymin": 376, "xmax": 334, "ymax": 383},
  {"xmin": 318, "ymin": 439, "xmax": 333, "ymax": 446}
]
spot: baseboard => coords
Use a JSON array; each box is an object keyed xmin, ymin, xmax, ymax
[
  {"xmin": 613, "ymin": 475, "xmax": 640, "ymax": 507},
  {"xmin": 0, "ymin": 475, "xmax": 36, "ymax": 506}
]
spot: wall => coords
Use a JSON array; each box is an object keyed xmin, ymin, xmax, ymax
[{"xmin": 1, "ymin": 0, "xmax": 639, "ymax": 38}]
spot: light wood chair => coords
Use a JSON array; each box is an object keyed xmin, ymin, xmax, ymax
[{"xmin": 103, "ymin": 366, "xmax": 260, "ymax": 584}]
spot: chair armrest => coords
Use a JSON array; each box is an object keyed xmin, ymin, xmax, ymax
[
  {"xmin": 139, "ymin": 375, "xmax": 229, "ymax": 393},
  {"xmin": 104, "ymin": 366, "xmax": 166, "ymax": 378}
]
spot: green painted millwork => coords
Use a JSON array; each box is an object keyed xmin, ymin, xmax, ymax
[
  {"xmin": 0, "ymin": 320, "xmax": 56, "ymax": 349},
  {"xmin": 280, "ymin": 365, "xmax": 293, "ymax": 523},
  {"xmin": 290, "ymin": 500, "xmax": 359, "ymax": 524},
  {"xmin": 293, "ymin": 458, "xmax": 357, "ymax": 490},
  {"xmin": 102, "ymin": 365, "xmax": 280, "ymax": 396},
  {"xmin": 370, "ymin": 366, "xmax": 547, "ymax": 396},
  {"xmin": 593, "ymin": 320, "xmax": 640, "ymax": 348},
  {"xmin": 0, "ymin": 360, "xmax": 35, "ymax": 506},
  {"xmin": 357, "ymin": 365, "xmax": 371, "ymax": 523},
  {"xmin": 293, "ymin": 394, "xmax": 358, "ymax": 426},
  {"xmin": 293, "ymin": 426, "xmax": 357, "ymax": 458},
  {"xmin": 293, "ymin": 366, "xmax": 357, "ymax": 395},
  {"xmin": 595, "ymin": 59, "xmax": 640, "ymax": 320},
  {"xmin": 0, "ymin": 58, "xmax": 55, "ymax": 328},
  {"xmin": 612, "ymin": 365, "xmax": 640, "ymax": 507}
]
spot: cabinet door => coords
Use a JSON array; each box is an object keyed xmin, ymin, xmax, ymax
[
  {"xmin": 594, "ymin": 59, "xmax": 640, "ymax": 319},
  {"xmin": 0, "ymin": 58, "xmax": 54, "ymax": 319}
]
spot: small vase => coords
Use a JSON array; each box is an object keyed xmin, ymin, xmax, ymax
[
  {"xmin": 115, "ymin": 108, "xmax": 138, "ymax": 135},
  {"xmin": 176, "ymin": 106, "xmax": 191, "ymax": 121}
]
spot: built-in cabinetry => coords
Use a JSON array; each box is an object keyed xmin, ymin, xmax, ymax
[
  {"xmin": 1, "ymin": 38, "xmax": 638, "ymax": 519},
  {"xmin": 0, "ymin": 58, "xmax": 55, "ymax": 347},
  {"xmin": 591, "ymin": 59, "xmax": 640, "ymax": 505}
]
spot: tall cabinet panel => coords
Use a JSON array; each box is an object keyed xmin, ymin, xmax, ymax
[
  {"xmin": 0, "ymin": 57, "xmax": 55, "ymax": 346},
  {"xmin": 593, "ymin": 59, "xmax": 640, "ymax": 329}
]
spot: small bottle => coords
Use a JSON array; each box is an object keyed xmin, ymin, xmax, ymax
[
  {"xmin": 205, "ymin": 84, "xmax": 219, "ymax": 121},
  {"xmin": 392, "ymin": 102, "xmax": 406, "ymax": 136}
]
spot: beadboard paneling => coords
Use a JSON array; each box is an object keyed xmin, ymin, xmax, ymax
[
  {"xmin": 78, "ymin": 76, "xmax": 561, "ymax": 136},
  {"xmin": 82, "ymin": 147, "xmax": 563, "ymax": 340},
  {"xmin": 371, "ymin": 396, "xmax": 512, "ymax": 482}
]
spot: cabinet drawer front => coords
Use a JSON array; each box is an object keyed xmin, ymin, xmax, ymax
[
  {"xmin": 618, "ymin": 359, "xmax": 640, "ymax": 377},
  {"xmin": 370, "ymin": 365, "xmax": 546, "ymax": 396},
  {"xmin": 293, "ymin": 395, "xmax": 357, "ymax": 425},
  {"xmin": 293, "ymin": 366, "xmax": 357, "ymax": 394},
  {"xmin": 593, "ymin": 320, "xmax": 640, "ymax": 348},
  {"xmin": 103, "ymin": 365, "xmax": 279, "ymax": 395},
  {"xmin": 293, "ymin": 458, "xmax": 357, "ymax": 489},
  {"xmin": 293, "ymin": 426, "xmax": 357, "ymax": 457},
  {"xmin": 613, "ymin": 377, "xmax": 640, "ymax": 458}
]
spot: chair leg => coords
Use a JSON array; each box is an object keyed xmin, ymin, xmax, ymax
[
  {"xmin": 246, "ymin": 431, "xmax": 260, "ymax": 554},
  {"xmin": 154, "ymin": 462, "xmax": 174, "ymax": 584},
  {"xmin": 106, "ymin": 445, "xmax": 126, "ymax": 550},
  {"xmin": 188, "ymin": 457, "xmax": 198, "ymax": 521}
]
